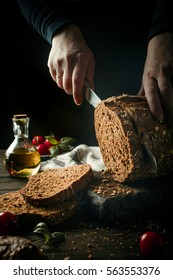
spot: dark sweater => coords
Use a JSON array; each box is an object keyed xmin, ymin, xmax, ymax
[{"xmin": 16, "ymin": 0, "xmax": 173, "ymax": 45}]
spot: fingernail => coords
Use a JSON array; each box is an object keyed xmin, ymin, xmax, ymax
[
  {"xmin": 75, "ymin": 100, "xmax": 82, "ymax": 106},
  {"xmin": 75, "ymin": 97, "xmax": 82, "ymax": 105}
]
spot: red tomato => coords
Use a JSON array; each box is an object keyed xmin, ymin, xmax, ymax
[
  {"xmin": 0, "ymin": 211, "xmax": 17, "ymax": 235},
  {"xmin": 44, "ymin": 139, "xmax": 53, "ymax": 148},
  {"xmin": 139, "ymin": 231, "xmax": 165, "ymax": 258},
  {"xmin": 32, "ymin": 135, "xmax": 45, "ymax": 146},
  {"xmin": 36, "ymin": 143, "xmax": 50, "ymax": 155}
]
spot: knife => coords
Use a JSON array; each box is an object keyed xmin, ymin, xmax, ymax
[{"xmin": 83, "ymin": 80, "xmax": 101, "ymax": 108}]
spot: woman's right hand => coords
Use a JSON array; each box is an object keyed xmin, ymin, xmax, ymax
[{"xmin": 47, "ymin": 24, "xmax": 95, "ymax": 105}]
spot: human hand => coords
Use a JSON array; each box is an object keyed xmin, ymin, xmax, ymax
[
  {"xmin": 138, "ymin": 32, "xmax": 173, "ymax": 126},
  {"xmin": 47, "ymin": 24, "xmax": 95, "ymax": 105}
]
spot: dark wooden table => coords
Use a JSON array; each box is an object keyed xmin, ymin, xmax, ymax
[{"xmin": 0, "ymin": 150, "xmax": 173, "ymax": 260}]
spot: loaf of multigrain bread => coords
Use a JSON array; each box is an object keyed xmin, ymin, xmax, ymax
[
  {"xmin": 20, "ymin": 164, "xmax": 93, "ymax": 206},
  {"xmin": 0, "ymin": 190, "xmax": 77, "ymax": 227},
  {"xmin": 94, "ymin": 94, "xmax": 173, "ymax": 182}
]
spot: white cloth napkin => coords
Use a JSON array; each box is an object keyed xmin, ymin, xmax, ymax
[{"xmin": 40, "ymin": 144, "xmax": 105, "ymax": 173}]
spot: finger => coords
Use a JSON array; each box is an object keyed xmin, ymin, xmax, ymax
[
  {"xmin": 72, "ymin": 64, "xmax": 88, "ymax": 105},
  {"xmin": 71, "ymin": 58, "xmax": 95, "ymax": 105},
  {"xmin": 48, "ymin": 63, "xmax": 63, "ymax": 88},
  {"xmin": 158, "ymin": 76, "xmax": 173, "ymax": 126},
  {"xmin": 137, "ymin": 84, "xmax": 145, "ymax": 96},
  {"xmin": 53, "ymin": 57, "xmax": 65, "ymax": 89},
  {"xmin": 55, "ymin": 69, "xmax": 64, "ymax": 89},
  {"xmin": 55, "ymin": 75, "xmax": 64, "ymax": 89},
  {"xmin": 63, "ymin": 73, "xmax": 73, "ymax": 95},
  {"xmin": 47, "ymin": 64, "xmax": 56, "ymax": 82},
  {"xmin": 144, "ymin": 77, "xmax": 164, "ymax": 121}
]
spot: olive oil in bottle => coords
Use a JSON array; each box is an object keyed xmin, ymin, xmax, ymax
[{"xmin": 3, "ymin": 114, "xmax": 41, "ymax": 178}]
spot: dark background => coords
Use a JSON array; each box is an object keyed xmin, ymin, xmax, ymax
[{"xmin": 0, "ymin": 1, "xmax": 154, "ymax": 149}]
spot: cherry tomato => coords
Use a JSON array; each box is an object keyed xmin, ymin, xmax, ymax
[
  {"xmin": 139, "ymin": 231, "xmax": 165, "ymax": 258},
  {"xmin": 32, "ymin": 135, "xmax": 45, "ymax": 146},
  {"xmin": 36, "ymin": 143, "xmax": 50, "ymax": 155},
  {"xmin": 44, "ymin": 139, "xmax": 53, "ymax": 148},
  {"xmin": 0, "ymin": 211, "xmax": 17, "ymax": 235}
]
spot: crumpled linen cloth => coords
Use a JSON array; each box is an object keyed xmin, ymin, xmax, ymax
[{"xmin": 40, "ymin": 144, "xmax": 105, "ymax": 173}]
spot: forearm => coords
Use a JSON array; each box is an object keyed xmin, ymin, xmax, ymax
[{"xmin": 148, "ymin": 0, "xmax": 173, "ymax": 41}]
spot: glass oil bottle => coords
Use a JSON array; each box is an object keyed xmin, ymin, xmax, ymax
[{"xmin": 3, "ymin": 114, "xmax": 41, "ymax": 178}]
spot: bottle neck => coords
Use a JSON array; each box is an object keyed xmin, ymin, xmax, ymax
[{"xmin": 13, "ymin": 117, "xmax": 29, "ymax": 138}]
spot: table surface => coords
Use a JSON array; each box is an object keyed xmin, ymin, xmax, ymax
[{"xmin": 0, "ymin": 150, "xmax": 173, "ymax": 260}]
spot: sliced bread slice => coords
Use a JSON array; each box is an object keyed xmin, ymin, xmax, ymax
[
  {"xmin": 0, "ymin": 190, "xmax": 77, "ymax": 228},
  {"xmin": 20, "ymin": 164, "xmax": 93, "ymax": 206}
]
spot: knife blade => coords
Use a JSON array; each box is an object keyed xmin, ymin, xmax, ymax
[
  {"xmin": 83, "ymin": 81, "xmax": 101, "ymax": 108},
  {"xmin": 141, "ymin": 143, "xmax": 157, "ymax": 174}
]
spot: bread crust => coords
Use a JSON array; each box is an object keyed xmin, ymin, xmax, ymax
[
  {"xmin": 94, "ymin": 94, "xmax": 173, "ymax": 182},
  {"xmin": 20, "ymin": 164, "xmax": 93, "ymax": 206}
]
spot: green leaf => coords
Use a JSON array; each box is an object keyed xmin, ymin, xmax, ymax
[
  {"xmin": 58, "ymin": 143, "xmax": 72, "ymax": 151},
  {"xmin": 60, "ymin": 137, "xmax": 76, "ymax": 145},
  {"xmin": 33, "ymin": 222, "xmax": 49, "ymax": 231},
  {"xmin": 45, "ymin": 135, "xmax": 58, "ymax": 145},
  {"xmin": 33, "ymin": 227, "xmax": 52, "ymax": 243},
  {"xmin": 45, "ymin": 232, "xmax": 65, "ymax": 245},
  {"xmin": 49, "ymin": 145, "xmax": 61, "ymax": 157}
]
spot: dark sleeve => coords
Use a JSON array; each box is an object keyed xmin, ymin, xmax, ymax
[
  {"xmin": 15, "ymin": 0, "xmax": 84, "ymax": 44},
  {"xmin": 148, "ymin": 0, "xmax": 173, "ymax": 41}
]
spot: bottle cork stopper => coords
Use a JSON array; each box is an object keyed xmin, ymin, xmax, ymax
[{"xmin": 13, "ymin": 114, "xmax": 28, "ymax": 119}]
